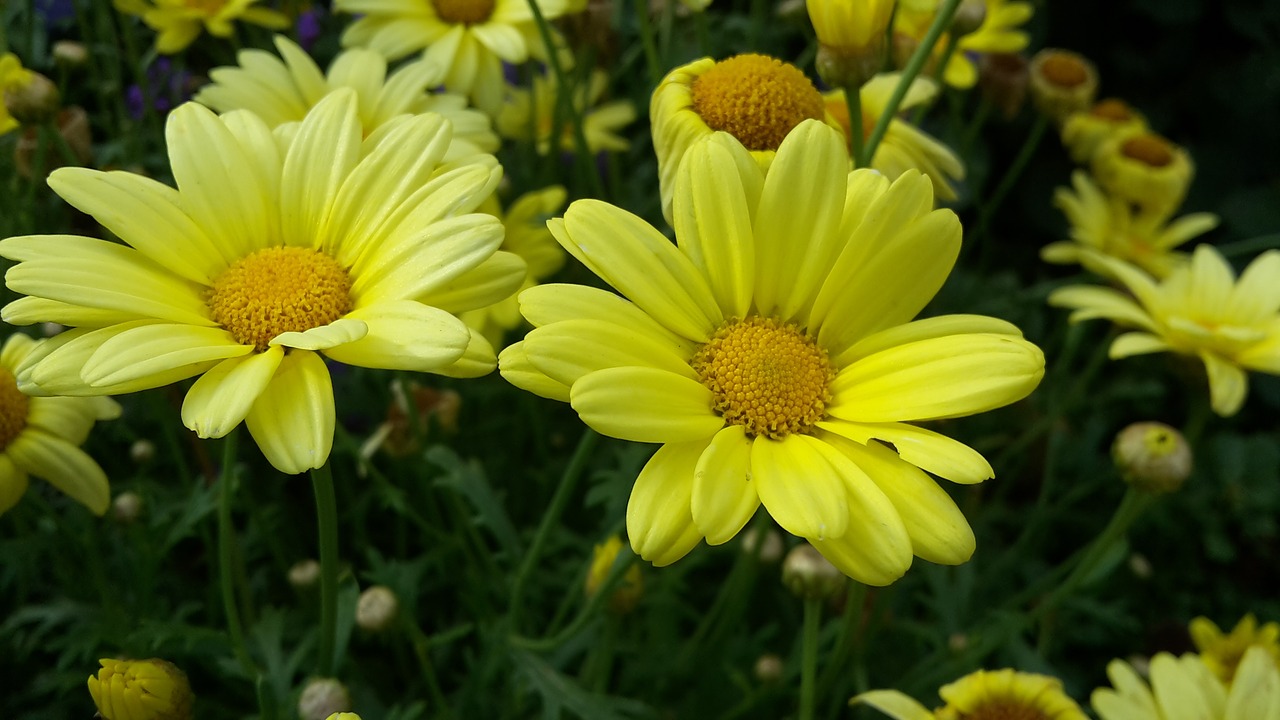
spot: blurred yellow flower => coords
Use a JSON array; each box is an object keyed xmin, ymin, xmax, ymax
[
  {"xmin": 1028, "ymin": 48, "xmax": 1099, "ymax": 121},
  {"xmin": 335, "ymin": 0, "xmax": 578, "ymax": 115},
  {"xmin": 0, "ymin": 92, "xmax": 522, "ymax": 473},
  {"xmin": 1, "ymin": 52, "xmax": 34, "ymax": 135},
  {"xmin": 1048, "ymin": 245, "xmax": 1280, "ymax": 417},
  {"xmin": 195, "ymin": 35, "xmax": 498, "ymax": 160},
  {"xmin": 88, "ymin": 657, "xmax": 193, "ymax": 720},
  {"xmin": 0, "ymin": 333, "xmax": 120, "ymax": 515},
  {"xmin": 584, "ymin": 535, "xmax": 644, "ymax": 614},
  {"xmin": 895, "ymin": 0, "xmax": 1033, "ymax": 89},
  {"xmin": 1191, "ymin": 614, "xmax": 1280, "ymax": 685},
  {"xmin": 1043, "ymin": 170, "xmax": 1218, "ymax": 278},
  {"xmin": 113, "ymin": 0, "xmax": 288, "ymax": 54},
  {"xmin": 824, "ymin": 73, "xmax": 965, "ymax": 202},
  {"xmin": 807, "ymin": 0, "xmax": 894, "ymax": 54},
  {"xmin": 497, "ymin": 69, "xmax": 635, "ymax": 155},
  {"xmin": 1061, "ymin": 98, "xmax": 1148, "ymax": 164},
  {"xmin": 856, "ymin": 668, "xmax": 1087, "ymax": 720},
  {"xmin": 1092, "ymin": 130, "xmax": 1194, "ymax": 216},
  {"xmin": 1093, "ymin": 648, "xmax": 1280, "ymax": 720},
  {"xmin": 501, "ymin": 122, "xmax": 1044, "ymax": 583}
]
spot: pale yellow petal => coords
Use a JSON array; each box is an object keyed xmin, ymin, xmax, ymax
[
  {"xmin": 82, "ymin": 324, "xmax": 251, "ymax": 388},
  {"xmin": 517, "ymin": 284, "xmax": 696, "ymax": 356},
  {"xmin": 181, "ymin": 347, "xmax": 285, "ymax": 438},
  {"xmin": 852, "ymin": 690, "xmax": 935, "ymax": 720},
  {"xmin": 690, "ymin": 425, "xmax": 760, "ymax": 545},
  {"xmin": 498, "ymin": 342, "xmax": 571, "ymax": 401},
  {"xmin": 270, "ymin": 318, "xmax": 369, "ymax": 350},
  {"xmin": 570, "ymin": 367, "xmax": 721, "ymax": 443},
  {"xmin": 751, "ymin": 434, "xmax": 849, "ymax": 541},
  {"xmin": 319, "ymin": 300, "xmax": 471, "ymax": 371},
  {"xmin": 6, "ymin": 430, "xmax": 109, "ymax": 514},
  {"xmin": 244, "ymin": 350, "xmax": 334, "ymax": 474},
  {"xmin": 1150, "ymin": 653, "xmax": 1214, "ymax": 720},
  {"xmin": 627, "ymin": 439, "xmax": 708, "ymax": 566},
  {"xmin": 817, "ymin": 420, "xmax": 993, "ymax": 484},
  {"xmin": 353, "ymin": 214, "xmax": 506, "ymax": 305},
  {"xmin": 279, "ymin": 90, "xmax": 362, "ymax": 251},
  {"xmin": 1226, "ymin": 647, "xmax": 1280, "ymax": 720},
  {"xmin": 522, "ymin": 318, "xmax": 697, "ymax": 388},
  {"xmin": 431, "ymin": 328, "xmax": 497, "ymax": 378},
  {"xmin": 419, "ymin": 251, "xmax": 527, "ymax": 315},
  {"xmin": 0, "ymin": 456, "xmax": 30, "ymax": 515},
  {"xmin": 1048, "ymin": 284, "xmax": 1158, "ymax": 332},
  {"xmin": 1110, "ymin": 332, "xmax": 1171, "ymax": 358},
  {"xmin": 2, "ymin": 295, "xmax": 148, "ymax": 327},
  {"xmin": 834, "ymin": 314, "xmax": 1021, "ymax": 367},
  {"xmin": 18, "ymin": 324, "xmax": 223, "ymax": 397},
  {"xmin": 1200, "ymin": 351, "xmax": 1248, "ymax": 417}
]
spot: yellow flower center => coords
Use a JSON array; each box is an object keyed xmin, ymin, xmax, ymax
[
  {"xmin": 1091, "ymin": 98, "xmax": 1133, "ymax": 122},
  {"xmin": 691, "ymin": 316, "xmax": 835, "ymax": 439},
  {"xmin": 432, "ymin": 0, "xmax": 496, "ymax": 25},
  {"xmin": 0, "ymin": 366, "xmax": 30, "ymax": 451},
  {"xmin": 1121, "ymin": 134, "xmax": 1174, "ymax": 168},
  {"xmin": 690, "ymin": 54, "xmax": 825, "ymax": 152},
  {"xmin": 1040, "ymin": 53, "xmax": 1089, "ymax": 87},
  {"xmin": 953, "ymin": 701, "xmax": 1051, "ymax": 720},
  {"xmin": 208, "ymin": 246, "xmax": 353, "ymax": 351}
]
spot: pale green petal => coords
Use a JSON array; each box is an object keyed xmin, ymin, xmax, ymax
[
  {"xmin": 835, "ymin": 314, "xmax": 1022, "ymax": 367},
  {"xmin": 1200, "ymin": 351, "xmax": 1248, "ymax": 417},
  {"xmin": 751, "ymin": 434, "xmax": 849, "ymax": 541},
  {"xmin": 555, "ymin": 201, "xmax": 722, "ymax": 342},
  {"xmin": 830, "ymin": 334, "xmax": 1045, "ymax": 422},
  {"xmin": 523, "ymin": 318, "xmax": 697, "ymax": 388},
  {"xmin": 817, "ymin": 420, "xmax": 993, "ymax": 484},
  {"xmin": 852, "ymin": 690, "xmax": 934, "ymax": 720},
  {"xmin": 626, "ymin": 439, "xmax": 708, "ymax": 567},
  {"xmin": 690, "ymin": 425, "xmax": 759, "ymax": 545},
  {"xmin": 82, "ymin": 324, "xmax": 251, "ymax": 387},
  {"xmin": 0, "ymin": 456, "xmax": 29, "ymax": 515},
  {"xmin": 517, "ymin": 284, "xmax": 696, "ymax": 356},
  {"xmin": 1110, "ymin": 332, "xmax": 1172, "ymax": 358},
  {"xmin": 244, "ymin": 350, "xmax": 334, "ymax": 474},
  {"xmin": 6, "ymin": 430, "xmax": 109, "ymax": 514},
  {"xmin": 181, "ymin": 347, "xmax": 285, "ymax": 438},
  {"xmin": 319, "ymin": 300, "xmax": 471, "ymax": 371},
  {"xmin": 498, "ymin": 342, "xmax": 571, "ymax": 401},
  {"xmin": 279, "ymin": 90, "xmax": 362, "ymax": 251},
  {"xmin": 270, "ymin": 318, "xmax": 369, "ymax": 350},
  {"xmin": 570, "ymin": 367, "xmax": 721, "ymax": 443}
]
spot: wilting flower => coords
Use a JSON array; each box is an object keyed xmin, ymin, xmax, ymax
[
  {"xmin": 1190, "ymin": 614, "xmax": 1280, "ymax": 685},
  {"xmin": 894, "ymin": 0, "xmax": 1034, "ymax": 89},
  {"xmin": 823, "ymin": 73, "xmax": 965, "ymax": 202},
  {"xmin": 1, "ymin": 92, "xmax": 523, "ymax": 473},
  {"xmin": 856, "ymin": 668, "xmax": 1087, "ymax": 720},
  {"xmin": 1061, "ymin": 98, "xmax": 1148, "ymax": 164},
  {"xmin": 497, "ymin": 69, "xmax": 635, "ymax": 156},
  {"xmin": 1048, "ymin": 245, "xmax": 1280, "ymax": 417},
  {"xmin": 1092, "ymin": 130, "xmax": 1194, "ymax": 217},
  {"xmin": 335, "ymin": 0, "xmax": 578, "ymax": 114},
  {"xmin": 195, "ymin": 35, "xmax": 498, "ymax": 159},
  {"xmin": 1092, "ymin": 647, "xmax": 1280, "ymax": 720},
  {"xmin": 1043, "ymin": 170, "xmax": 1218, "ymax": 278},
  {"xmin": 0, "ymin": 333, "xmax": 119, "ymax": 515},
  {"xmin": 112, "ymin": 0, "xmax": 289, "ymax": 54},
  {"xmin": 88, "ymin": 657, "xmax": 193, "ymax": 720},
  {"xmin": 501, "ymin": 122, "xmax": 1044, "ymax": 583}
]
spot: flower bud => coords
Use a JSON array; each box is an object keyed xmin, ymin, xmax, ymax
[
  {"xmin": 782, "ymin": 544, "xmax": 843, "ymax": 601},
  {"xmin": 740, "ymin": 526, "xmax": 784, "ymax": 564},
  {"xmin": 130, "ymin": 439, "xmax": 156, "ymax": 464},
  {"xmin": 1028, "ymin": 49, "xmax": 1098, "ymax": 122},
  {"xmin": 87, "ymin": 657, "xmax": 193, "ymax": 720},
  {"xmin": 112, "ymin": 492, "xmax": 144, "ymax": 524},
  {"xmin": 4, "ymin": 71, "xmax": 60, "ymax": 125},
  {"xmin": 325, "ymin": 715, "xmax": 363, "ymax": 720},
  {"xmin": 355, "ymin": 585, "xmax": 399, "ymax": 633},
  {"xmin": 52, "ymin": 41, "xmax": 89, "ymax": 68},
  {"xmin": 950, "ymin": 0, "xmax": 987, "ymax": 38},
  {"xmin": 289, "ymin": 559, "xmax": 321, "ymax": 589},
  {"xmin": 584, "ymin": 535, "xmax": 644, "ymax": 615},
  {"xmin": 754, "ymin": 653, "xmax": 784, "ymax": 683},
  {"xmin": 298, "ymin": 678, "xmax": 351, "ymax": 720},
  {"xmin": 1112, "ymin": 421, "xmax": 1192, "ymax": 494}
]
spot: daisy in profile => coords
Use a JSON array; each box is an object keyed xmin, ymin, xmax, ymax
[
  {"xmin": 195, "ymin": 35, "xmax": 498, "ymax": 159},
  {"xmin": 496, "ymin": 69, "xmax": 635, "ymax": 156},
  {"xmin": 1043, "ymin": 170, "xmax": 1218, "ymax": 278},
  {"xmin": 1092, "ymin": 129, "xmax": 1194, "ymax": 216},
  {"xmin": 823, "ymin": 73, "xmax": 965, "ymax": 202},
  {"xmin": 1, "ymin": 91, "xmax": 525, "ymax": 474},
  {"xmin": 500, "ymin": 121, "xmax": 1044, "ymax": 582},
  {"xmin": 113, "ymin": 0, "xmax": 289, "ymax": 54},
  {"xmin": 894, "ymin": 0, "xmax": 1034, "ymax": 89},
  {"xmin": 856, "ymin": 668, "xmax": 1088, "ymax": 720},
  {"xmin": 0, "ymin": 333, "xmax": 120, "ymax": 515},
  {"xmin": 1093, "ymin": 648, "xmax": 1280, "ymax": 720},
  {"xmin": 335, "ymin": 0, "xmax": 577, "ymax": 115},
  {"xmin": 1048, "ymin": 245, "xmax": 1280, "ymax": 417}
]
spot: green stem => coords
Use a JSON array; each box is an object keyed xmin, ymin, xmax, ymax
[
  {"xmin": 844, "ymin": 85, "xmax": 865, "ymax": 168},
  {"xmin": 509, "ymin": 428, "xmax": 600, "ymax": 631},
  {"xmin": 798, "ymin": 597, "xmax": 822, "ymax": 720},
  {"xmin": 911, "ymin": 33, "xmax": 960, "ymax": 124},
  {"xmin": 633, "ymin": 0, "xmax": 663, "ymax": 88},
  {"xmin": 311, "ymin": 462, "xmax": 340, "ymax": 677},
  {"xmin": 970, "ymin": 113, "xmax": 1049, "ymax": 250},
  {"xmin": 960, "ymin": 96, "xmax": 992, "ymax": 156},
  {"xmin": 404, "ymin": 611, "xmax": 451, "ymax": 715},
  {"xmin": 510, "ymin": 548, "xmax": 637, "ymax": 651},
  {"xmin": 859, "ymin": 0, "xmax": 961, "ymax": 167},
  {"xmin": 216, "ymin": 431, "xmax": 256, "ymax": 676}
]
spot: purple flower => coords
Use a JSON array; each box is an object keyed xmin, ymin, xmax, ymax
[{"xmin": 125, "ymin": 58, "xmax": 196, "ymax": 120}]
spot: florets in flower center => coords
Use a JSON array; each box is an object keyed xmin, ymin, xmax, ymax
[
  {"xmin": 1091, "ymin": 99, "xmax": 1133, "ymax": 122},
  {"xmin": 0, "ymin": 366, "xmax": 29, "ymax": 451},
  {"xmin": 432, "ymin": 0, "xmax": 496, "ymax": 25},
  {"xmin": 690, "ymin": 54, "xmax": 825, "ymax": 152},
  {"xmin": 1121, "ymin": 134, "xmax": 1174, "ymax": 168},
  {"xmin": 1040, "ymin": 54, "xmax": 1089, "ymax": 87},
  {"xmin": 953, "ymin": 701, "xmax": 1052, "ymax": 720},
  {"xmin": 691, "ymin": 316, "xmax": 835, "ymax": 439},
  {"xmin": 208, "ymin": 246, "xmax": 353, "ymax": 351}
]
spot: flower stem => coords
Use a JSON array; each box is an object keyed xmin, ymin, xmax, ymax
[
  {"xmin": 311, "ymin": 461, "xmax": 340, "ymax": 677},
  {"xmin": 510, "ymin": 549, "xmax": 636, "ymax": 652},
  {"xmin": 970, "ymin": 112, "xmax": 1049, "ymax": 252},
  {"xmin": 633, "ymin": 0, "xmax": 663, "ymax": 89},
  {"xmin": 859, "ymin": 0, "xmax": 961, "ymax": 167},
  {"xmin": 216, "ymin": 430, "xmax": 256, "ymax": 677},
  {"xmin": 843, "ymin": 85, "xmax": 865, "ymax": 168},
  {"xmin": 798, "ymin": 597, "xmax": 822, "ymax": 720}
]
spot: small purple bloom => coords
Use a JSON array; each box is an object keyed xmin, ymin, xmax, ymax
[{"xmin": 125, "ymin": 58, "xmax": 196, "ymax": 120}]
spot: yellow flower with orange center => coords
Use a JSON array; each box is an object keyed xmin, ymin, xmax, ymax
[
  {"xmin": 1061, "ymin": 98, "xmax": 1148, "ymax": 164},
  {"xmin": 496, "ymin": 69, "xmax": 635, "ymax": 156},
  {"xmin": 1093, "ymin": 648, "xmax": 1280, "ymax": 720},
  {"xmin": 1092, "ymin": 129, "xmax": 1195, "ymax": 216},
  {"xmin": 1190, "ymin": 614, "xmax": 1280, "ymax": 685},
  {"xmin": 1028, "ymin": 48, "xmax": 1099, "ymax": 121},
  {"xmin": 112, "ymin": 0, "xmax": 289, "ymax": 54},
  {"xmin": 856, "ymin": 668, "xmax": 1088, "ymax": 720},
  {"xmin": 894, "ymin": 0, "xmax": 1034, "ymax": 89}
]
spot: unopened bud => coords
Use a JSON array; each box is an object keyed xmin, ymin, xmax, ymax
[
  {"xmin": 950, "ymin": 0, "xmax": 986, "ymax": 37},
  {"xmin": 289, "ymin": 559, "xmax": 321, "ymax": 589},
  {"xmin": 112, "ymin": 492, "xmax": 143, "ymax": 524},
  {"xmin": 1128, "ymin": 552, "xmax": 1152, "ymax": 579},
  {"xmin": 740, "ymin": 526, "xmax": 784, "ymax": 564},
  {"xmin": 130, "ymin": 439, "xmax": 156, "ymax": 464},
  {"xmin": 356, "ymin": 585, "xmax": 399, "ymax": 633},
  {"xmin": 754, "ymin": 653, "xmax": 784, "ymax": 683},
  {"xmin": 40, "ymin": 321, "xmax": 64, "ymax": 337},
  {"xmin": 815, "ymin": 41, "xmax": 885, "ymax": 90},
  {"xmin": 52, "ymin": 41, "xmax": 89, "ymax": 68},
  {"xmin": 948, "ymin": 632, "xmax": 968, "ymax": 653},
  {"xmin": 1112, "ymin": 421, "xmax": 1192, "ymax": 494},
  {"xmin": 782, "ymin": 544, "xmax": 843, "ymax": 601},
  {"xmin": 4, "ymin": 71, "xmax": 60, "ymax": 124},
  {"xmin": 298, "ymin": 678, "xmax": 351, "ymax": 720},
  {"xmin": 88, "ymin": 658, "xmax": 193, "ymax": 720}
]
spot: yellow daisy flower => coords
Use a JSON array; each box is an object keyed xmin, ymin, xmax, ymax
[
  {"xmin": 1061, "ymin": 99, "xmax": 1149, "ymax": 164},
  {"xmin": 461, "ymin": 185, "xmax": 567, "ymax": 346},
  {"xmin": 650, "ymin": 53, "xmax": 833, "ymax": 222},
  {"xmin": 499, "ymin": 121, "xmax": 1045, "ymax": 583},
  {"xmin": 0, "ymin": 333, "xmax": 120, "ymax": 515},
  {"xmin": 1092, "ymin": 648, "xmax": 1280, "ymax": 720},
  {"xmin": 1042, "ymin": 170, "xmax": 1218, "ymax": 279},
  {"xmin": 1092, "ymin": 130, "xmax": 1195, "ymax": 217},
  {"xmin": 496, "ymin": 69, "xmax": 635, "ymax": 156},
  {"xmin": 335, "ymin": 0, "xmax": 577, "ymax": 115},
  {"xmin": 584, "ymin": 535, "xmax": 644, "ymax": 615},
  {"xmin": 0, "ymin": 91, "xmax": 524, "ymax": 474},
  {"xmin": 895, "ymin": 0, "xmax": 1034, "ymax": 89},
  {"xmin": 112, "ymin": 0, "xmax": 289, "ymax": 55},
  {"xmin": 195, "ymin": 35, "xmax": 498, "ymax": 160},
  {"xmin": 856, "ymin": 668, "xmax": 1088, "ymax": 720},
  {"xmin": 824, "ymin": 73, "xmax": 965, "ymax": 202},
  {"xmin": 1048, "ymin": 245, "xmax": 1280, "ymax": 417},
  {"xmin": 1191, "ymin": 614, "xmax": 1280, "ymax": 685},
  {"xmin": 88, "ymin": 657, "xmax": 193, "ymax": 720},
  {"xmin": 2, "ymin": 52, "xmax": 35, "ymax": 134}
]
